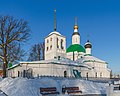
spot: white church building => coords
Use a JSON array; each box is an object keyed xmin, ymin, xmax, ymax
[{"xmin": 7, "ymin": 10, "xmax": 111, "ymax": 78}]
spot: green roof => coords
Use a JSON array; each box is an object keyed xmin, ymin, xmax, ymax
[{"xmin": 67, "ymin": 44, "xmax": 85, "ymax": 53}]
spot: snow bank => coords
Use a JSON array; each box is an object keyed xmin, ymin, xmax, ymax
[{"xmin": 0, "ymin": 77, "xmax": 107, "ymax": 96}]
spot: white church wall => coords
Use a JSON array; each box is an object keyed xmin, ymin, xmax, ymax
[
  {"xmin": 67, "ymin": 51, "xmax": 85, "ymax": 61},
  {"xmin": 85, "ymin": 48, "xmax": 91, "ymax": 55},
  {"xmin": 72, "ymin": 34, "xmax": 80, "ymax": 44},
  {"xmin": 45, "ymin": 33, "xmax": 66, "ymax": 60},
  {"xmin": 80, "ymin": 62, "xmax": 110, "ymax": 78},
  {"xmin": 8, "ymin": 63, "xmax": 78, "ymax": 78}
]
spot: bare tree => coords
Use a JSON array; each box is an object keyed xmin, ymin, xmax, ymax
[
  {"xmin": 28, "ymin": 42, "xmax": 45, "ymax": 61},
  {"xmin": 0, "ymin": 15, "xmax": 30, "ymax": 77},
  {"xmin": 7, "ymin": 43, "xmax": 26, "ymax": 62},
  {"xmin": 40, "ymin": 42, "xmax": 45, "ymax": 60}
]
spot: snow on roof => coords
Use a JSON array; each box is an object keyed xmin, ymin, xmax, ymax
[
  {"xmin": 77, "ymin": 55, "xmax": 108, "ymax": 64},
  {"xmin": 49, "ymin": 31, "xmax": 61, "ymax": 35},
  {"xmin": 8, "ymin": 57, "xmax": 92, "ymax": 70},
  {"xmin": 21, "ymin": 57, "xmax": 92, "ymax": 69}
]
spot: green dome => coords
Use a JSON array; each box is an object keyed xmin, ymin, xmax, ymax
[{"xmin": 67, "ymin": 44, "xmax": 85, "ymax": 53}]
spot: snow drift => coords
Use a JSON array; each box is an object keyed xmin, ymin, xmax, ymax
[{"xmin": 0, "ymin": 77, "xmax": 107, "ymax": 96}]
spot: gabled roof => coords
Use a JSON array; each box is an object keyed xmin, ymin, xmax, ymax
[{"xmin": 67, "ymin": 44, "xmax": 85, "ymax": 53}]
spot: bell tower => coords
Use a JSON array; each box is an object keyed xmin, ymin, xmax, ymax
[
  {"xmin": 72, "ymin": 17, "xmax": 80, "ymax": 45},
  {"xmin": 45, "ymin": 10, "xmax": 66, "ymax": 60}
]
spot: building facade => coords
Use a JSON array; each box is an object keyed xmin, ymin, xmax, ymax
[{"xmin": 8, "ymin": 11, "xmax": 111, "ymax": 78}]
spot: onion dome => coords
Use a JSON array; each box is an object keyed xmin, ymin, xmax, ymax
[
  {"xmin": 67, "ymin": 44, "xmax": 85, "ymax": 53},
  {"xmin": 74, "ymin": 25, "xmax": 78, "ymax": 29},
  {"xmin": 84, "ymin": 40, "xmax": 92, "ymax": 48},
  {"xmin": 72, "ymin": 25, "xmax": 80, "ymax": 36}
]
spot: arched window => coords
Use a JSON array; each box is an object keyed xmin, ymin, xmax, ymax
[
  {"xmin": 27, "ymin": 68, "xmax": 33, "ymax": 78},
  {"xmin": 61, "ymin": 39, "xmax": 64, "ymax": 49},
  {"xmin": 46, "ymin": 47, "xmax": 48, "ymax": 51},
  {"xmin": 50, "ymin": 45, "xmax": 52, "ymax": 49},
  {"xmin": 47, "ymin": 39, "xmax": 49, "ymax": 43},
  {"xmin": 95, "ymin": 72, "xmax": 97, "ymax": 78},
  {"xmin": 57, "ymin": 38, "xmax": 59, "ymax": 48},
  {"xmin": 18, "ymin": 71, "xmax": 20, "ymax": 77},
  {"xmin": 86, "ymin": 72, "xmax": 88, "ymax": 78},
  {"xmin": 50, "ymin": 38, "xmax": 52, "ymax": 41},
  {"xmin": 64, "ymin": 71, "xmax": 67, "ymax": 77}
]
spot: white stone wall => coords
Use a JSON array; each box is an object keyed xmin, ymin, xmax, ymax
[
  {"xmin": 45, "ymin": 32, "xmax": 66, "ymax": 60},
  {"xmin": 8, "ymin": 63, "xmax": 81, "ymax": 77},
  {"xmin": 72, "ymin": 34, "xmax": 80, "ymax": 45},
  {"xmin": 8, "ymin": 61, "xmax": 110, "ymax": 78},
  {"xmin": 81, "ymin": 62, "xmax": 110, "ymax": 78},
  {"xmin": 85, "ymin": 48, "xmax": 91, "ymax": 55},
  {"xmin": 67, "ymin": 52, "xmax": 85, "ymax": 61}
]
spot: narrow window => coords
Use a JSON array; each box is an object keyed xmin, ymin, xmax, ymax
[
  {"xmin": 23, "ymin": 70, "xmax": 26, "ymax": 78},
  {"xmin": 86, "ymin": 72, "xmax": 88, "ymax": 78},
  {"xmin": 50, "ymin": 38, "xmax": 52, "ymax": 41},
  {"xmin": 95, "ymin": 72, "xmax": 97, "ymax": 78},
  {"xmin": 57, "ymin": 38, "xmax": 59, "ymax": 48},
  {"xmin": 64, "ymin": 71, "xmax": 67, "ymax": 77},
  {"xmin": 47, "ymin": 39, "xmax": 49, "ymax": 43},
  {"xmin": 50, "ymin": 45, "xmax": 52, "ymax": 49},
  {"xmin": 18, "ymin": 71, "xmax": 20, "ymax": 77},
  {"xmin": 61, "ymin": 39, "xmax": 64, "ymax": 49},
  {"xmin": 47, "ymin": 47, "xmax": 49, "ymax": 51}
]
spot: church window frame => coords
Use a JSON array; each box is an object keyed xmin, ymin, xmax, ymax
[
  {"xmin": 57, "ymin": 38, "xmax": 59, "ymax": 48},
  {"xmin": 86, "ymin": 72, "xmax": 88, "ymax": 78},
  {"xmin": 18, "ymin": 71, "xmax": 20, "ymax": 77},
  {"xmin": 50, "ymin": 45, "xmax": 52, "ymax": 49},
  {"xmin": 95, "ymin": 72, "xmax": 97, "ymax": 78},
  {"xmin": 64, "ymin": 70, "xmax": 67, "ymax": 77},
  {"xmin": 47, "ymin": 47, "xmax": 49, "ymax": 51},
  {"xmin": 47, "ymin": 39, "xmax": 49, "ymax": 43},
  {"xmin": 61, "ymin": 39, "xmax": 64, "ymax": 49},
  {"xmin": 50, "ymin": 38, "xmax": 52, "ymax": 41}
]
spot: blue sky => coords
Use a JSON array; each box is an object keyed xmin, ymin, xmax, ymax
[{"xmin": 0, "ymin": 0, "xmax": 120, "ymax": 74}]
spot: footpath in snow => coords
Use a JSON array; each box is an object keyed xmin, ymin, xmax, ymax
[{"xmin": 0, "ymin": 77, "xmax": 108, "ymax": 96}]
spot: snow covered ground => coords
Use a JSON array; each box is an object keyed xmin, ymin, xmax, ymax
[{"xmin": 0, "ymin": 77, "xmax": 108, "ymax": 96}]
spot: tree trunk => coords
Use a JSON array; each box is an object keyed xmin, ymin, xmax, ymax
[
  {"xmin": 42, "ymin": 48, "xmax": 44, "ymax": 60},
  {"xmin": 3, "ymin": 47, "xmax": 7, "ymax": 78},
  {"xmin": 38, "ymin": 47, "xmax": 41, "ymax": 61}
]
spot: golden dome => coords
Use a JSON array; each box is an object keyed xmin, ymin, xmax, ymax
[{"xmin": 74, "ymin": 25, "xmax": 78, "ymax": 29}]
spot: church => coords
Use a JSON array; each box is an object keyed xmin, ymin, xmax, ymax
[{"xmin": 7, "ymin": 10, "xmax": 111, "ymax": 78}]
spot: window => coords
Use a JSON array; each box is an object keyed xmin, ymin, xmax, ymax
[
  {"xmin": 50, "ymin": 45, "xmax": 52, "ymax": 49},
  {"xmin": 50, "ymin": 38, "xmax": 52, "ymax": 41},
  {"xmin": 86, "ymin": 72, "xmax": 88, "ymax": 78},
  {"xmin": 23, "ymin": 70, "xmax": 26, "ymax": 78},
  {"xmin": 47, "ymin": 47, "xmax": 49, "ymax": 51},
  {"xmin": 27, "ymin": 68, "xmax": 33, "ymax": 78},
  {"xmin": 18, "ymin": 71, "xmax": 20, "ymax": 77},
  {"xmin": 64, "ymin": 71, "xmax": 67, "ymax": 77},
  {"xmin": 95, "ymin": 72, "xmax": 97, "ymax": 78},
  {"xmin": 47, "ymin": 39, "xmax": 49, "ymax": 43},
  {"xmin": 61, "ymin": 39, "xmax": 64, "ymax": 49},
  {"xmin": 57, "ymin": 38, "xmax": 59, "ymax": 48}
]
